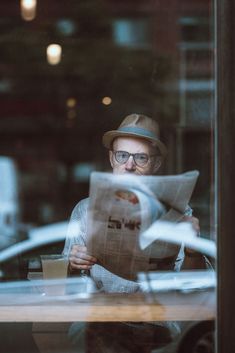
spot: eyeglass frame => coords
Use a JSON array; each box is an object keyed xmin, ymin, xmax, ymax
[{"xmin": 112, "ymin": 150, "xmax": 161, "ymax": 167}]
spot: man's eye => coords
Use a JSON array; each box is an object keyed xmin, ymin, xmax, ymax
[
  {"xmin": 116, "ymin": 151, "xmax": 128, "ymax": 161},
  {"xmin": 138, "ymin": 154, "xmax": 148, "ymax": 161},
  {"xmin": 118, "ymin": 152, "xmax": 128, "ymax": 158}
]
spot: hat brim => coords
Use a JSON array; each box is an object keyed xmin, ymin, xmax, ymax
[{"xmin": 102, "ymin": 130, "xmax": 167, "ymax": 157}]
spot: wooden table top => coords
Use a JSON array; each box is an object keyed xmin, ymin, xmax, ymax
[{"xmin": 0, "ymin": 290, "xmax": 215, "ymax": 322}]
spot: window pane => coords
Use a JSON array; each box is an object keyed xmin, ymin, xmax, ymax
[{"xmin": 0, "ymin": 1, "xmax": 215, "ymax": 353}]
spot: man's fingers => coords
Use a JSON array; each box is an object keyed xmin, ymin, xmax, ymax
[
  {"xmin": 71, "ymin": 245, "xmax": 87, "ymax": 252},
  {"xmin": 75, "ymin": 252, "xmax": 97, "ymax": 263},
  {"xmin": 69, "ymin": 244, "xmax": 97, "ymax": 270},
  {"xmin": 69, "ymin": 262, "xmax": 92, "ymax": 271},
  {"xmin": 69, "ymin": 256, "xmax": 93, "ymax": 270},
  {"xmin": 70, "ymin": 245, "xmax": 97, "ymax": 262},
  {"xmin": 70, "ymin": 255, "xmax": 95, "ymax": 266},
  {"xmin": 182, "ymin": 215, "xmax": 200, "ymax": 234}
]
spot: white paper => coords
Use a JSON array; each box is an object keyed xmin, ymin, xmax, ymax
[{"xmin": 86, "ymin": 170, "xmax": 200, "ymax": 280}]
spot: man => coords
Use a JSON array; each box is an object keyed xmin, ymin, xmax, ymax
[{"xmin": 63, "ymin": 113, "xmax": 205, "ymax": 352}]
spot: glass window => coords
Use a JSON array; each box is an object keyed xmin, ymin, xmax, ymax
[{"xmin": 0, "ymin": 1, "xmax": 216, "ymax": 353}]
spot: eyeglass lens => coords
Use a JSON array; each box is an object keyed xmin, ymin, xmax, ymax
[{"xmin": 114, "ymin": 151, "xmax": 149, "ymax": 167}]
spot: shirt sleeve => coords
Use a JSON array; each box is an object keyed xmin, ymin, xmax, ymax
[{"xmin": 62, "ymin": 198, "xmax": 89, "ymax": 258}]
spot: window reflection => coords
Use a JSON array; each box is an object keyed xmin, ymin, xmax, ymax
[
  {"xmin": 112, "ymin": 18, "xmax": 150, "ymax": 48},
  {"xmin": 0, "ymin": 0, "xmax": 214, "ymax": 230},
  {"xmin": 0, "ymin": 1, "xmax": 215, "ymax": 353}
]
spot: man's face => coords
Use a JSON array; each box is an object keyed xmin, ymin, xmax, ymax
[{"xmin": 109, "ymin": 136, "xmax": 161, "ymax": 175}]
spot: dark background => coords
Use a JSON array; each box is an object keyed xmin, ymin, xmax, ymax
[{"xmin": 0, "ymin": 0, "xmax": 214, "ymax": 236}]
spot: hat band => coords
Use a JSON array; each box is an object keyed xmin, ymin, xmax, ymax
[{"xmin": 117, "ymin": 126, "xmax": 158, "ymax": 140}]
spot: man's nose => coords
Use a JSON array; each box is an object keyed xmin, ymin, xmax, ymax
[{"xmin": 125, "ymin": 155, "xmax": 136, "ymax": 171}]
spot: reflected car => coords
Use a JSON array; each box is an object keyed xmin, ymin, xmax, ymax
[{"xmin": 0, "ymin": 221, "xmax": 216, "ymax": 353}]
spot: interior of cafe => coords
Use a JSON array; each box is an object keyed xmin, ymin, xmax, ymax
[
  {"xmin": 0, "ymin": 1, "xmax": 218, "ymax": 353},
  {"xmin": 0, "ymin": 0, "xmax": 214, "ymax": 230}
]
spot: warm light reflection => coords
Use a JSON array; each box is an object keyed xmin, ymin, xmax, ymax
[
  {"xmin": 20, "ymin": 0, "xmax": 37, "ymax": 21},
  {"xmin": 102, "ymin": 96, "xmax": 112, "ymax": 105},
  {"xmin": 66, "ymin": 98, "xmax": 77, "ymax": 108},
  {"xmin": 47, "ymin": 44, "xmax": 62, "ymax": 65}
]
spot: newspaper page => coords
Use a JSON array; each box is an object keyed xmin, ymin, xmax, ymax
[{"xmin": 86, "ymin": 170, "xmax": 199, "ymax": 280}]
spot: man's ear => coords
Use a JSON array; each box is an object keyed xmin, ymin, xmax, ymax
[
  {"xmin": 153, "ymin": 157, "xmax": 162, "ymax": 173},
  {"xmin": 109, "ymin": 150, "xmax": 114, "ymax": 168}
]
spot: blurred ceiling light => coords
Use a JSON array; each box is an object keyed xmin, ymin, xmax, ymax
[
  {"xmin": 66, "ymin": 98, "xmax": 77, "ymax": 108},
  {"xmin": 102, "ymin": 96, "xmax": 112, "ymax": 105},
  {"xmin": 47, "ymin": 44, "xmax": 62, "ymax": 65},
  {"xmin": 20, "ymin": 0, "xmax": 37, "ymax": 21}
]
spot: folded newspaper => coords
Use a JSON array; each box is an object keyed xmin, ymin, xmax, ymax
[{"xmin": 87, "ymin": 170, "xmax": 199, "ymax": 280}]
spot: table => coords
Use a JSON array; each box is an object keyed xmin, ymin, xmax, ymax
[
  {"xmin": 0, "ymin": 290, "xmax": 215, "ymax": 322},
  {"xmin": 0, "ymin": 289, "xmax": 216, "ymax": 353}
]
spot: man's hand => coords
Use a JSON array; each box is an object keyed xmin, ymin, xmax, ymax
[
  {"xmin": 69, "ymin": 245, "xmax": 97, "ymax": 271},
  {"xmin": 181, "ymin": 215, "xmax": 201, "ymax": 257},
  {"xmin": 180, "ymin": 215, "xmax": 207, "ymax": 269},
  {"xmin": 181, "ymin": 215, "xmax": 200, "ymax": 234}
]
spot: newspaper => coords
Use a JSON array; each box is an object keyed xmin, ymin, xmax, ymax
[{"xmin": 86, "ymin": 170, "xmax": 199, "ymax": 280}]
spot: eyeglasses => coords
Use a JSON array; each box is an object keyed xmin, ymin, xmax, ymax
[{"xmin": 113, "ymin": 150, "xmax": 157, "ymax": 167}]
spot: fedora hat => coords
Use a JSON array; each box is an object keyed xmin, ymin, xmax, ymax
[{"xmin": 102, "ymin": 113, "xmax": 167, "ymax": 157}]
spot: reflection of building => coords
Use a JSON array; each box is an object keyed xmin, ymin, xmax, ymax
[
  {"xmin": 112, "ymin": 0, "xmax": 213, "ymax": 234},
  {"xmin": 0, "ymin": 0, "xmax": 214, "ymax": 234}
]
